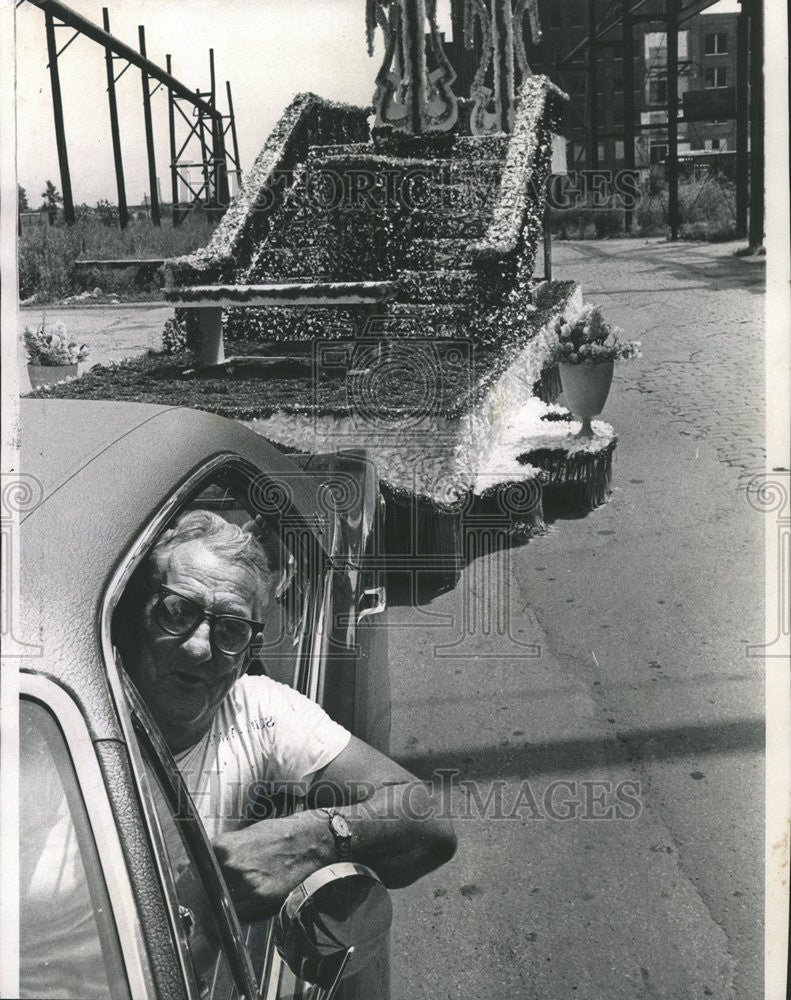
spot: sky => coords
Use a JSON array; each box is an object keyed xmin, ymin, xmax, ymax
[
  {"xmin": 14, "ymin": 0, "xmax": 738, "ymax": 208},
  {"xmin": 14, "ymin": 0, "xmax": 446, "ymax": 207}
]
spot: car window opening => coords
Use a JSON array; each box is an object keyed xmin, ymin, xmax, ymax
[
  {"xmin": 139, "ymin": 746, "xmax": 243, "ymax": 1000},
  {"xmin": 112, "ymin": 465, "xmax": 314, "ymax": 691},
  {"xmin": 104, "ymin": 460, "xmax": 349, "ymax": 996}
]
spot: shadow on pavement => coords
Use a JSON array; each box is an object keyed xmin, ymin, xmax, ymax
[
  {"xmin": 394, "ymin": 717, "xmax": 764, "ymax": 780},
  {"xmin": 385, "ymin": 494, "xmax": 597, "ymax": 608}
]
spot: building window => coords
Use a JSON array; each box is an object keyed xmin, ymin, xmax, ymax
[
  {"xmin": 704, "ymin": 32, "xmax": 728, "ymax": 55},
  {"xmin": 650, "ymin": 143, "xmax": 668, "ymax": 164},
  {"xmin": 645, "ymin": 30, "xmax": 688, "ymax": 63},
  {"xmin": 550, "ymin": 5, "xmax": 561, "ymax": 27},
  {"xmin": 615, "ymin": 140, "xmax": 625, "ymax": 160},
  {"xmin": 569, "ymin": 1, "xmax": 584, "ymax": 27},
  {"xmin": 704, "ymin": 66, "xmax": 727, "ymax": 88},
  {"xmin": 614, "ymin": 77, "xmax": 624, "ymax": 93},
  {"xmin": 649, "ymin": 77, "xmax": 668, "ymax": 103}
]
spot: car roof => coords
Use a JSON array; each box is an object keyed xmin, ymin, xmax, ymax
[
  {"xmin": 20, "ymin": 399, "xmax": 174, "ymax": 506},
  {"xmin": 18, "ymin": 399, "xmax": 326, "ymax": 740}
]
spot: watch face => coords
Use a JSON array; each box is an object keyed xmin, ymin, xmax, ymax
[{"xmin": 330, "ymin": 813, "xmax": 351, "ymax": 839}]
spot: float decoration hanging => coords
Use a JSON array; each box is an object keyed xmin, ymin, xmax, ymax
[
  {"xmin": 370, "ymin": 0, "xmax": 458, "ymax": 133},
  {"xmin": 465, "ymin": 0, "xmax": 543, "ymax": 135}
]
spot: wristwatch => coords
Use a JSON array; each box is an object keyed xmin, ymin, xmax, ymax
[{"xmin": 320, "ymin": 807, "xmax": 352, "ymax": 862}]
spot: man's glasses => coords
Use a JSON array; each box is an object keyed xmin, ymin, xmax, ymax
[{"xmin": 154, "ymin": 586, "xmax": 264, "ymax": 655}]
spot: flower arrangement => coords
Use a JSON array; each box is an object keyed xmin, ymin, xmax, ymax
[
  {"xmin": 551, "ymin": 304, "xmax": 641, "ymax": 364},
  {"xmin": 24, "ymin": 318, "xmax": 89, "ymax": 366}
]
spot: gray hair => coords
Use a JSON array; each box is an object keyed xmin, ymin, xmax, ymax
[
  {"xmin": 148, "ymin": 509, "xmax": 272, "ymax": 606},
  {"xmin": 113, "ymin": 509, "xmax": 273, "ymax": 660}
]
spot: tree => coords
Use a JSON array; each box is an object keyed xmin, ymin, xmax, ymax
[
  {"xmin": 95, "ymin": 199, "xmax": 119, "ymax": 227},
  {"xmin": 41, "ymin": 180, "xmax": 62, "ymax": 225},
  {"xmin": 18, "ymin": 184, "xmax": 29, "ymax": 213}
]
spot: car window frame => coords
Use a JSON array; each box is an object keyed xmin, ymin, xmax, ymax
[
  {"xmin": 18, "ymin": 672, "xmax": 153, "ymax": 1000},
  {"xmin": 123, "ymin": 676, "xmax": 259, "ymax": 1000},
  {"xmin": 98, "ymin": 452, "xmax": 331, "ymax": 1000}
]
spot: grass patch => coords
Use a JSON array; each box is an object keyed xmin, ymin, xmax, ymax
[
  {"xmin": 25, "ymin": 331, "xmax": 554, "ymax": 421},
  {"xmin": 24, "ymin": 341, "xmax": 494, "ymax": 420},
  {"xmin": 26, "ymin": 282, "xmax": 579, "ymax": 420},
  {"xmin": 19, "ymin": 210, "xmax": 218, "ymax": 303}
]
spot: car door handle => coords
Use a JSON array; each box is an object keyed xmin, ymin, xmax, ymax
[{"xmin": 357, "ymin": 586, "xmax": 386, "ymax": 623}]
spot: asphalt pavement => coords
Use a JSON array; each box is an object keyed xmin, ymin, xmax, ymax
[
  {"xmin": 16, "ymin": 301, "xmax": 170, "ymax": 392},
  {"xmin": 387, "ymin": 238, "xmax": 767, "ymax": 1000}
]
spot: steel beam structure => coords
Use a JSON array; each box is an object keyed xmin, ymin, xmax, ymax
[
  {"xmin": 622, "ymin": 0, "xmax": 636, "ymax": 232},
  {"xmin": 559, "ymin": 0, "xmax": 721, "ymax": 68},
  {"xmin": 209, "ymin": 48, "xmax": 218, "ymax": 202},
  {"xmin": 27, "ymin": 0, "xmax": 221, "ymax": 121},
  {"xmin": 559, "ymin": 0, "xmax": 651, "ymax": 68},
  {"xmin": 747, "ymin": 0, "xmax": 763, "ymax": 248},
  {"xmin": 667, "ymin": 0, "xmax": 679, "ymax": 240},
  {"xmin": 209, "ymin": 49, "xmax": 230, "ymax": 208},
  {"xmin": 44, "ymin": 10, "xmax": 74, "ymax": 223},
  {"xmin": 166, "ymin": 54, "xmax": 180, "ymax": 226},
  {"xmin": 549, "ymin": 0, "xmax": 757, "ymax": 242},
  {"xmin": 138, "ymin": 25, "xmax": 160, "ymax": 226},
  {"xmin": 196, "ymin": 89, "xmax": 213, "ymax": 211},
  {"xmin": 225, "ymin": 81, "xmax": 242, "ymax": 196},
  {"xmin": 102, "ymin": 8, "xmax": 128, "ymax": 229},
  {"xmin": 596, "ymin": 118, "xmax": 704, "ymax": 137},
  {"xmin": 587, "ymin": 0, "xmax": 599, "ymax": 171},
  {"xmin": 166, "ymin": 51, "xmax": 237, "ymax": 222},
  {"xmin": 735, "ymin": 0, "xmax": 749, "ymax": 238},
  {"xmin": 27, "ymin": 0, "xmax": 235, "ymax": 227}
]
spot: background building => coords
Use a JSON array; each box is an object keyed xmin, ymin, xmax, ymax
[{"xmin": 446, "ymin": 0, "xmax": 741, "ymax": 177}]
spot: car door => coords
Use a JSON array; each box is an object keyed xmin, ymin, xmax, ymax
[{"xmin": 104, "ymin": 452, "xmax": 387, "ymax": 999}]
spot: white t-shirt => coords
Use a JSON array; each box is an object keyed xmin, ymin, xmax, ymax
[{"xmin": 173, "ymin": 675, "xmax": 351, "ymax": 839}]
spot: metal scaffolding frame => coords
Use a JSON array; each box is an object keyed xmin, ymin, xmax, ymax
[
  {"xmin": 166, "ymin": 49, "xmax": 237, "ymax": 225},
  {"xmin": 23, "ymin": 0, "xmax": 240, "ymax": 226}
]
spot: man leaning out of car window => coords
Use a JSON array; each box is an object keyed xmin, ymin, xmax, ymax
[{"xmin": 115, "ymin": 509, "xmax": 457, "ymax": 921}]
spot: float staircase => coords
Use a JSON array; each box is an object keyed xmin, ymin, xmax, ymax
[{"xmin": 160, "ymin": 81, "xmax": 619, "ymax": 595}]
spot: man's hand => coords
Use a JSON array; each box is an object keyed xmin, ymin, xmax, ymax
[
  {"xmin": 213, "ymin": 812, "xmax": 331, "ymax": 921},
  {"xmin": 212, "ymin": 736, "xmax": 457, "ymax": 923}
]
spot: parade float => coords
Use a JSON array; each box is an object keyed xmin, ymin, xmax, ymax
[{"xmin": 34, "ymin": 0, "xmax": 638, "ymax": 592}]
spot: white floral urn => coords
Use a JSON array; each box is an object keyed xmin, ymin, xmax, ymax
[
  {"xmin": 23, "ymin": 319, "xmax": 88, "ymax": 390},
  {"xmin": 559, "ymin": 360, "xmax": 614, "ymax": 440},
  {"xmin": 27, "ymin": 362, "xmax": 80, "ymax": 389}
]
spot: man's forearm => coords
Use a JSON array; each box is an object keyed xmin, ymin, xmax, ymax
[
  {"xmin": 334, "ymin": 780, "xmax": 456, "ymax": 887},
  {"xmin": 213, "ymin": 781, "xmax": 456, "ymax": 921}
]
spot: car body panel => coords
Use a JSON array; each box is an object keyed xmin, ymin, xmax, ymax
[
  {"xmin": 298, "ymin": 450, "xmax": 390, "ymax": 755},
  {"xmin": 92, "ymin": 737, "xmax": 188, "ymax": 999}
]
